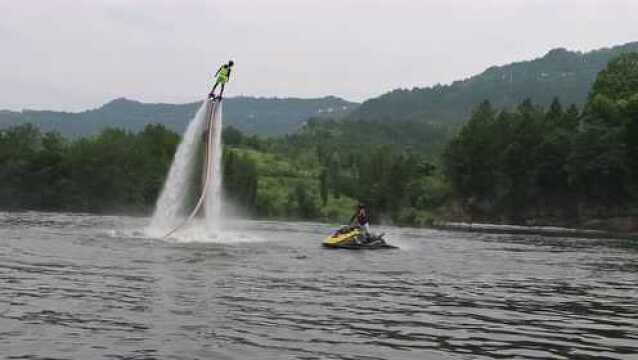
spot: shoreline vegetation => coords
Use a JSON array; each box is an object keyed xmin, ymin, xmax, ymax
[{"xmin": 1, "ymin": 54, "xmax": 637, "ymax": 237}]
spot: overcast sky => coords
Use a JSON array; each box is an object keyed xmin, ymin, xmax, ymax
[{"xmin": 1, "ymin": 0, "xmax": 637, "ymax": 111}]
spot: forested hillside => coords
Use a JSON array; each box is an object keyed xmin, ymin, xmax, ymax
[
  {"xmin": 350, "ymin": 41, "xmax": 638, "ymax": 124},
  {"xmin": 444, "ymin": 53, "xmax": 638, "ymax": 228},
  {"xmin": 0, "ymin": 96, "xmax": 357, "ymax": 138},
  {"xmin": 3, "ymin": 41, "xmax": 636, "ymax": 142}
]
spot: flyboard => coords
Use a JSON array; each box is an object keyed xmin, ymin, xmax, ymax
[{"xmin": 162, "ymin": 97, "xmax": 220, "ymax": 239}]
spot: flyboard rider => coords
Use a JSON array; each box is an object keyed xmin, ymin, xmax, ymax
[
  {"xmin": 203, "ymin": 59, "xmax": 234, "ymax": 140},
  {"xmin": 208, "ymin": 60, "xmax": 234, "ymax": 100}
]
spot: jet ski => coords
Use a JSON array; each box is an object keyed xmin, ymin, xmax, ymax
[{"xmin": 323, "ymin": 225, "xmax": 397, "ymax": 249}]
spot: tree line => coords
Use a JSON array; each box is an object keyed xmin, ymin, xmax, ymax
[
  {"xmin": 443, "ymin": 53, "xmax": 638, "ymax": 224},
  {"xmin": 0, "ymin": 124, "xmax": 179, "ymax": 213}
]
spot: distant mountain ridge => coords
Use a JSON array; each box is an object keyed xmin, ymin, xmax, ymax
[
  {"xmin": 349, "ymin": 41, "xmax": 638, "ymax": 123},
  {"xmin": 2, "ymin": 41, "xmax": 637, "ymax": 138},
  {"xmin": 0, "ymin": 96, "xmax": 358, "ymax": 137}
]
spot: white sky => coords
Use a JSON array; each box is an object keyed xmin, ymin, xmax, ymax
[{"xmin": 1, "ymin": 0, "xmax": 637, "ymax": 111}]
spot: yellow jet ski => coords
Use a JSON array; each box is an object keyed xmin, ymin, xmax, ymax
[{"xmin": 323, "ymin": 225, "xmax": 397, "ymax": 249}]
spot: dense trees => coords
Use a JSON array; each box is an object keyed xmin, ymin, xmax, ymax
[
  {"xmin": 0, "ymin": 119, "xmax": 448, "ymax": 223},
  {"xmin": 0, "ymin": 124, "xmax": 178, "ymax": 213},
  {"xmin": 280, "ymin": 136, "xmax": 449, "ymax": 224},
  {"xmin": 443, "ymin": 53, "xmax": 638, "ymax": 224},
  {"xmin": 222, "ymin": 149, "xmax": 258, "ymax": 212}
]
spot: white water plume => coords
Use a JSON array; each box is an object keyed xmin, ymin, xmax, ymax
[
  {"xmin": 204, "ymin": 101, "xmax": 223, "ymax": 227},
  {"xmin": 148, "ymin": 100, "xmax": 209, "ymax": 233},
  {"xmin": 147, "ymin": 96, "xmax": 231, "ymax": 241}
]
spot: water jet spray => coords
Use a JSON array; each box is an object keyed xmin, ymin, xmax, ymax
[{"xmin": 149, "ymin": 97, "xmax": 224, "ymax": 239}]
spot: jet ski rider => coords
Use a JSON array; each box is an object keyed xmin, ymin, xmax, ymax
[{"xmin": 350, "ymin": 203, "xmax": 370, "ymax": 236}]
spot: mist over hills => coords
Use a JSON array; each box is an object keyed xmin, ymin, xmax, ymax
[
  {"xmin": 0, "ymin": 96, "xmax": 357, "ymax": 137},
  {"xmin": 349, "ymin": 41, "xmax": 638, "ymax": 124}
]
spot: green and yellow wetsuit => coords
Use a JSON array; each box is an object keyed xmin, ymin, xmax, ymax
[
  {"xmin": 209, "ymin": 62, "xmax": 234, "ymax": 99},
  {"xmin": 215, "ymin": 64, "xmax": 231, "ymax": 85}
]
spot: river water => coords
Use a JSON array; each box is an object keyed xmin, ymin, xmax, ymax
[{"xmin": 1, "ymin": 212, "xmax": 637, "ymax": 359}]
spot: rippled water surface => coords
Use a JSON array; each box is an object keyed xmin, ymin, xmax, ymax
[{"xmin": 1, "ymin": 212, "xmax": 637, "ymax": 359}]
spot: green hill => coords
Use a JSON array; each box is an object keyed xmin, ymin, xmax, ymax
[
  {"xmin": 0, "ymin": 96, "xmax": 358, "ymax": 138},
  {"xmin": 2, "ymin": 41, "xmax": 636, "ymax": 140},
  {"xmin": 349, "ymin": 41, "xmax": 638, "ymax": 124}
]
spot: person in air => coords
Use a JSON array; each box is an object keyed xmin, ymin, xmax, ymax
[
  {"xmin": 349, "ymin": 202, "xmax": 371, "ymax": 237},
  {"xmin": 208, "ymin": 60, "xmax": 234, "ymax": 100}
]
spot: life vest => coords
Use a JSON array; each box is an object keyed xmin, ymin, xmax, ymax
[
  {"xmin": 217, "ymin": 65, "xmax": 230, "ymax": 82},
  {"xmin": 357, "ymin": 209, "xmax": 369, "ymax": 225}
]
